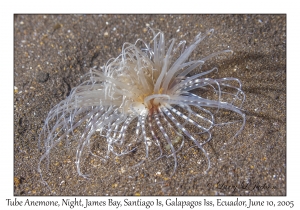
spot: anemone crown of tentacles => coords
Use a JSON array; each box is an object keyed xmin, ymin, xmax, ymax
[{"xmin": 38, "ymin": 28, "xmax": 246, "ymax": 180}]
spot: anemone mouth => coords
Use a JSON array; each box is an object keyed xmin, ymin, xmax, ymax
[{"xmin": 38, "ymin": 28, "xmax": 245, "ymax": 182}]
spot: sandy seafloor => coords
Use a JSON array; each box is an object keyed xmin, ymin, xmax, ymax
[{"xmin": 13, "ymin": 14, "xmax": 286, "ymax": 196}]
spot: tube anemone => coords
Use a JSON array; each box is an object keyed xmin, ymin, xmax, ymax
[{"xmin": 38, "ymin": 28, "xmax": 245, "ymax": 179}]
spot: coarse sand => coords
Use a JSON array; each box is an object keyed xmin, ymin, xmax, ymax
[{"xmin": 14, "ymin": 14, "xmax": 286, "ymax": 196}]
